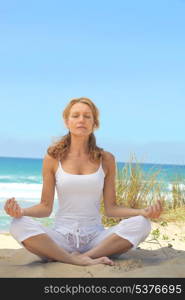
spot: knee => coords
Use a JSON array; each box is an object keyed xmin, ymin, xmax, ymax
[
  {"xmin": 10, "ymin": 217, "xmax": 36, "ymax": 249},
  {"xmin": 9, "ymin": 216, "xmax": 45, "ymax": 252},
  {"xmin": 135, "ymin": 215, "xmax": 151, "ymax": 237},
  {"xmin": 22, "ymin": 239, "xmax": 33, "ymax": 250},
  {"xmin": 9, "ymin": 216, "xmax": 27, "ymax": 241}
]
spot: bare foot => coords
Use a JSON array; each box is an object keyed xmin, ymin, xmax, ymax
[{"xmin": 71, "ymin": 253, "xmax": 115, "ymax": 266}]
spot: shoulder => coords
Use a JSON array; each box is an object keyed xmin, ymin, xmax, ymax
[
  {"xmin": 43, "ymin": 154, "xmax": 59, "ymax": 174},
  {"xmin": 101, "ymin": 151, "xmax": 116, "ymax": 175},
  {"xmin": 102, "ymin": 150, "xmax": 116, "ymax": 162},
  {"xmin": 43, "ymin": 153, "xmax": 57, "ymax": 163}
]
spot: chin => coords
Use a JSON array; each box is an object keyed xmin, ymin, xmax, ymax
[{"xmin": 73, "ymin": 131, "xmax": 89, "ymax": 137}]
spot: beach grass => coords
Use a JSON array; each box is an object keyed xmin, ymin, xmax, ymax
[{"xmin": 100, "ymin": 154, "xmax": 185, "ymax": 227}]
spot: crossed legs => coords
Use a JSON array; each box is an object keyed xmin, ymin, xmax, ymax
[
  {"xmin": 10, "ymin": 215, "xmax": 151, "ymax": 264},
  {"xmin": 22, "ymin": 232, "xmax": 132, "ymax": 261},
  {"xmin": 82, "ymin": 233, "xmax": 132, "ymax": 258}
]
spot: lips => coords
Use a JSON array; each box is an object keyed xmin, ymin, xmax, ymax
[{"xmin": 77, "ymin": 126, "xmax": 86, "ymax": 129}]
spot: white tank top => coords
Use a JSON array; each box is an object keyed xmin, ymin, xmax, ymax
[{"xmin": 53, "ymin": 158, "xmax": 105, "ymax": 248}]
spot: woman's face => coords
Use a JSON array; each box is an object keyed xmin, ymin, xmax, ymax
[{"xmin": 65, "ymin": 103, "xmax": 95, "ymax": 136}]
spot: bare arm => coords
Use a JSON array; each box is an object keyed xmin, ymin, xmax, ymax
[
  {"xmin": 103, "ymin": 152, "xmax": 162, "ymax": 219},
  {"xmin": 4, "ymin": 154, "xmax": 56, "ymax": 218}
]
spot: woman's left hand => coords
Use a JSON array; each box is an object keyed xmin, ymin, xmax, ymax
[{"xmin": 140, "ymin": 200, "xmax": 163, "ymax": 219}]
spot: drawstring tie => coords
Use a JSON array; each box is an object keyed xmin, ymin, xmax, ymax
[
  {"xmin": 73, "ymin": 224, "xmax": 81, "ymax": 248},
  {"xmin": 64, "ymin": 222, "xmax": 100, "ymax": 249}
]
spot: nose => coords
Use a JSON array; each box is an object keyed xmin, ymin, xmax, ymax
[{"xmin": 78, "ymin": 115, "xmax": 85, "ymax": 121}]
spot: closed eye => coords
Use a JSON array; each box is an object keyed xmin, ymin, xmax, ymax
[{"xmin": 72, "ymin": 115, "xmax": 91, "ymax": 118}]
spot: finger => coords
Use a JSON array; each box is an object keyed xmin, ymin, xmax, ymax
[
  {"xmin": 157, "ymin": 199, "xmax": 162, "ymax": 208},
  {"xmin": 156, "ymin": 201, "xmax": 162, "ymax": 213},
  {"xmin": 151, "ymin": 205, "xmax": 159, "ymax": 218},
  {"xmin": 14, "ymin": 202, "xmax": 21, "ymax": 217},
  {"xmin": 6, "ymin": 198, "xmax": 12, "ymax": 205},
  {"xmin": 12, "ymin": 202, "xmax": 18, "ymax": 216},
  {"xmin": 4, "ymin": 199, "xmax": 15, "ymax": 216},
  {"xmin": 150, "ymin": 205, "xmax": 155, "ymax": 217},
  {"xmin": 156, "ymin": 200, "xmax": 163, "ymax": 213},
  {"xmin": 15, "ymin": 204, "xmax": 22, "ymax": 217},
  {"xmin": 8, "ymin": 200, "xmax": 16, "ymax": 215},
  {"xmin": 153, "ymin": 204, "xmax": 159, "ymax": 214},
  {"xmin": 158, "ymin": 200, "xmax": 163, "ymax": 211},
  {"xmin": 8, "ymin": 198, "xmax": 14, "ymax": 202},
  {"xmin": 9, "ymin": 198, "xmax": 15, "ymax": 202},
  {"xmin": 7, "ymin": 199, "xmax": 14, "ymax": 209},
  {"xmin": 152, "ymin": 203, "xmax": 161, "ymax": 218},
  {"xmin": 14, "ymin": 205, "xmax": 19, "ymax": 218},
  {"xmin": 4, "ymin": 198, "xmax": 12, "ymax": 210},
  {"xmin": 5, "ymin": 199, "xmax": 13, "ymax": 213},
  {"xmin": 12, "ymin": 202, "xmax": 17, "ymax": 211},
  {"xmin": 146, "ymin": 206, "xmax": 153, "ymax": 217},
  {"xmin": 155, "ymin": 202, "xmax": 161, "ymax": 211},
  {"xmin": 7, "ymin": 198, "xmax": 14, "ymax": 208}
]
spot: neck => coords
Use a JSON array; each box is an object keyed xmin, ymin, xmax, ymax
[{"xmin": 69, "ymin": 133, "xmax": 90, "ymax": 157}]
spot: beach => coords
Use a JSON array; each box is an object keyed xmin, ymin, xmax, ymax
[
  {"xmin": 0, "ymin": 221, "xmax": 185, "ymax": 278},
  {"xmin": 1, "ymin": 157, "xmax": 185, "ymax": 278}
]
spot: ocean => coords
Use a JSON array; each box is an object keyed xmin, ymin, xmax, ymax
[{"xmin": 0, "ymin": 156, "xmax": 185, "ymax": 233}]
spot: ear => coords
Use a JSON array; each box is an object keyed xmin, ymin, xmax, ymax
[{"xmin": 64, "ymin": 119, "xmax": 69, "ymax": 129}]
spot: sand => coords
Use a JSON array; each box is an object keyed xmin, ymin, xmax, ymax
[{"xmin": 0, "ymin": 221, "xmax": 185, "ymax": 278}]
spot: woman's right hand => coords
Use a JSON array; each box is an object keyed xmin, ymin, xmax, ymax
[{"xmin": 4, "ymin": 197, "xmax": 24, "ymax": 218}]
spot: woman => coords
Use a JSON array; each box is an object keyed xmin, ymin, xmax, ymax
[{"xmin": 4, "ymin": 97, "xmax": 162, "ymax": 266}]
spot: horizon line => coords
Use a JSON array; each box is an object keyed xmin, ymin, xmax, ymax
[{"xmin": 0, "ymin": 155, "xmax": 185, "ymax": 167}]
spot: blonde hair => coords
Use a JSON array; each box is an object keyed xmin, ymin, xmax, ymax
[{"xmin": 47, "ymin": 97, "xmax": 104, "ymax": 161}]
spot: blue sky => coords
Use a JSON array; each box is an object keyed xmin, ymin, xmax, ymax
[{"xmin": 0, "ymin": 0, "xmax": 185, "ymax": 165}]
